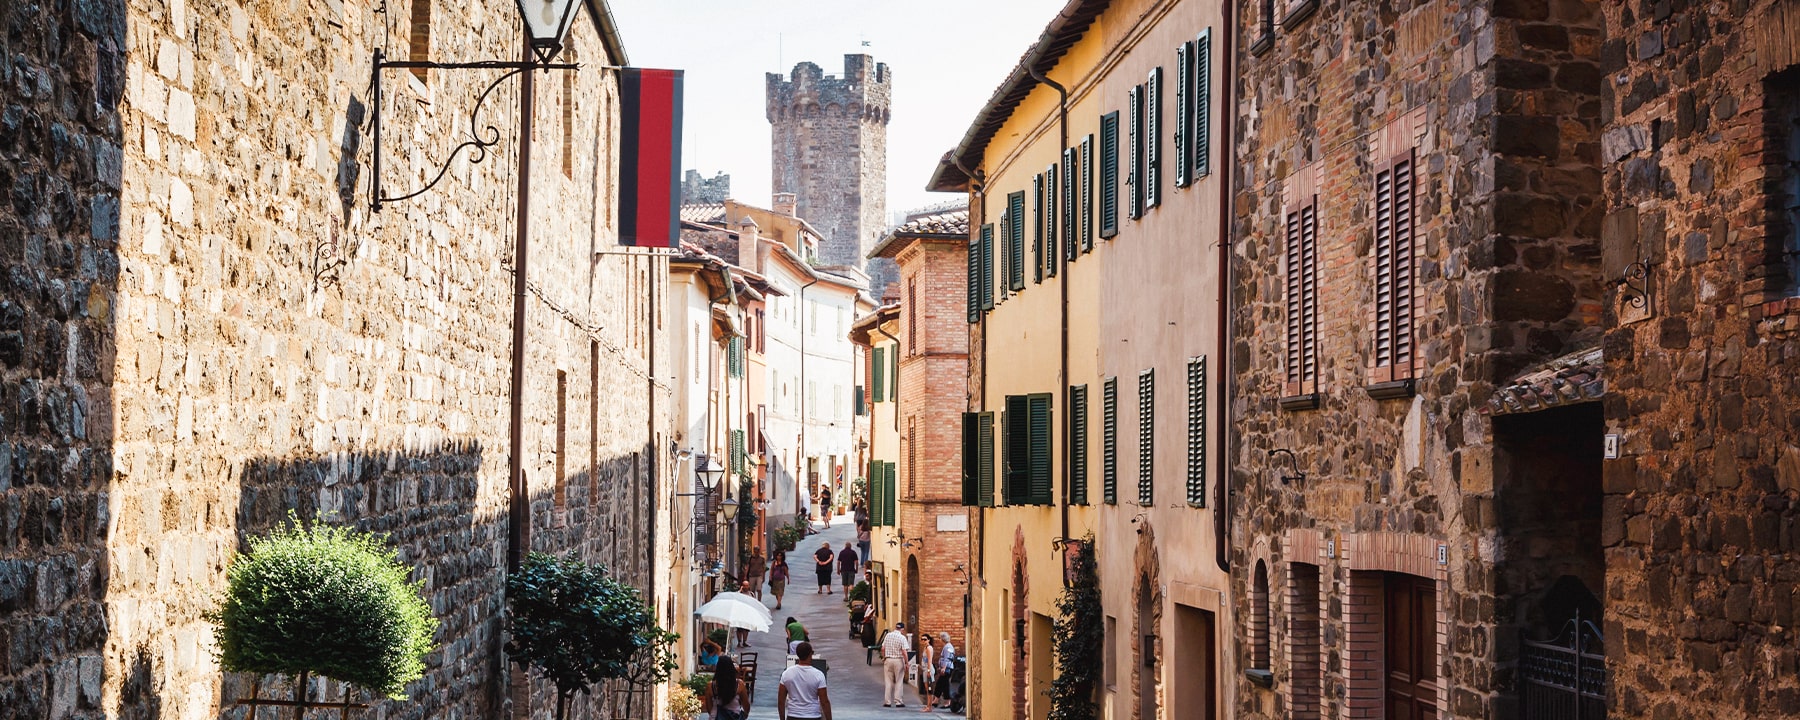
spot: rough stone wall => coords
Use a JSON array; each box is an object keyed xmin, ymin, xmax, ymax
[
  {"xmin": 680, "ymin": 170, "xmax": 730, "ymax": 205},
  {"xmin": 766, "ymin": 55, "xmax": 892, "ymax": 293},
  {"xmin": 1599, "ymin": 0, "xmax": 1800, "ymax": 715},
  {"xmin": 0, "ymin": 0, "xmax": 669, "ymax": 717},
  {"xmin": 895, "ymin": 239, "xmax": 971, "ymax": 651},
  {"xmin": 1228, "ymin": 0, "xmax": 1602, "ymax": 717}
]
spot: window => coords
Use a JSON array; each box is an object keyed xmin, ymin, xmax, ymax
[
  {"xmin": 727, "ymin": 336, "xmax": 744, "ymax": 377},
  {"xmin": 968, "ymin": 230, "xmax": 983, "ymax": 323},
  {"xmin": 1104, "ymin": 615, "xmax": 1119, "ymax": 689},
  {"xmin": 1008, "ymin": 191, "xmax": 1027, "ymax": 291},
  {"xmin": 907, "ymin": 416, "xmax": 917, "ymax": 497},
  {"xmin": 1102, "ymin": 377, "xmax": 1118, "ymax": 504},
  {"xmin": 807, "ymin": 381, "xmax": 817, "ymax": 419},
  {"xmin": 1002, "ymin": 394, "xmax": 1053, "ymax": 505},
  {"xmin": 1284, "ymin": 198, "xmax": 1320, "ymax": 398},
  {"xmin": 588, "ymin": 342, "xmax": 599, "ymax": 511},
  {"xmin": 978, "ymin": 412, "xmax": 996, "ymax": 506},
  {"xmin": 962, "ymin": 412, "xmax": 981, "ymax": 505},
  {"xmin": 731, "ymin": 428, "xmax": 746, "ymax": 477},
  {"xmin": 407, "ymin": 0, "xmax": 432, "ymax": 78},
  {"xmin": 1080, "ymin": 137, "xmax": 1096, "ymax": 252},
  {"xmin": 1100, "ymin": 114, "xmax": 1121, "ymax": 238},
  {"xmin": 1373, "ymin": 150, "xmax": 1417, "ymax": 383},
  {"xmin": 891, "ymin": 344, "xmax": 899, "ymax": 399},
  {"xmin": 1046, "ymin": 163, "xmax": 1060, "ymax": 276},
  {"xmin": 1288, "ymin": 563, "xmax": 1322, "ymax": 720},
  {"xmin": 1145, "ymin": 67, "xmax": 1162, "ymax": 209},
  {"xmin": 872, "ymin": 346, "xmax": 886, "ymax": 402},
  {"xmin": 883, "ymin": 461, "xmax": 897, "ymax": 525},
  {"xmin": 1033, "ymin": 173, "xmax": 1046, "ymax": 284},
  {"xmin": 834, "ymin": 383, "xmax": 844, "ymax": 420},
  {"xmin": 1063, "ymin": 147, "xmax": 1078, "ymax": 261},
  {"xmin": 1127, "ymin": 86, "xmax": 1144, "ymax": 220},
  {"xmin": 1137, "ymin": 369, "xmax": 1154, "ymax": 505},
  {"xmin": 1176, "ymin": 33, "xmax": 1213, "ymax": 187},
  {"xmin": 981, "ymin": 223, "xmax": 996, "ymax": 311},
  {"xmin": 1069, "ymin": 384, "xmax": 1089, "ymax": 506},
  {"xmin": 870, "ymin": 459, "xmax": 887, "ymax": 524},
  {"xmin": 1773, "ymin": 68, "xmax": 1800, "ymax": 296},
  {"xmin": 907, "ymin": 277, "xmax": 918, "ymax": 354},
  {"xmin": 1185, "ymin": 356, "xmax": 1207, "ymax": 507},
  {"xmin": 1250, "ymin": 561, "xmax": 1270, "ymax": 671},
  {"xmin": 555, "ymin": 370, "xmax": 568, "ymax": 510},
  {"xmin": 562, "ymin": 48, "xmax": 577, "ymax": 177},
  {"xmin": 854, "ymin": 384, "xmax": 865, "ymax": 415}
]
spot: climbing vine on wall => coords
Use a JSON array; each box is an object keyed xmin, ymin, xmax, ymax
[{"xmin": 1050, "ymin": 534, "xmax": 1102, "ymax": 720}]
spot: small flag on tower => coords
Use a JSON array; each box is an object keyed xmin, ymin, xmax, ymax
[{"xmin": 620, "ymin": 68, "xmax": 683, "ymax": 248}]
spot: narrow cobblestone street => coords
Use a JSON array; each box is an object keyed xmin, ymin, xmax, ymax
[{"xmin": 742, "ymin": 517, "xmax": 957, "ymax": 720}]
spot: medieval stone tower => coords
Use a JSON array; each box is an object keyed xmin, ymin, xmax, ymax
[{"xmin": 767, "ymin": 54, "xmax": 893, "ymax": 294}]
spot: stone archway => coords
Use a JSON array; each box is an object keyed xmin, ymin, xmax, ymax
[
  {"xmin": 905, "ymin": 553, "xmax": 922, "ymax": 632},
  {"xmin": 1011, "ymin": 527, "xmax": 1029, "ymax": 720},
  {"xmin": 1131, "ymin": 522, "xmax": 1164, "ymax": 720}
]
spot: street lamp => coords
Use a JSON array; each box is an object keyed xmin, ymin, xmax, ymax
[
  {"xmin": 719, "ymin": 497, "xmax": 740, "ymax": 521},
  {"xmin": 516, "ymin": 0, "xmax": 582, "ymax": 63},
  {"xmin": 698, "ymin": 455, "xmax": 726, "ymax": 491}
]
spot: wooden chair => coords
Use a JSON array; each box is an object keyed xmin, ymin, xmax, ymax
[{"xmin": 737, "ymin": 652, "xmax": 759, "ymax": 696}]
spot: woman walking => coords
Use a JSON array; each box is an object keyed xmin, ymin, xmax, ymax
[
  {"xmin": 770, "ymin": 553, "xmax": 790, "ymax": 610},
  {"xmin": 932, "ymin": 632, "xmax": 955, "ymax": 710},
  {"xmin": 703, "ymin": 656, "xmax": 750, "ymax": 720},
  {"xmin": 916, "ymin": 630, "xmax": 938, "ymax": 711},
  {"xmin": 814, "ymin": 541, "xmax": 835, "ymax": 594}
]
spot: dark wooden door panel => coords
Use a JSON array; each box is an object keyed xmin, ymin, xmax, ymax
[{"xmin": 1385, "ymin": 574, "xmax": 1437, "ymax": 720}]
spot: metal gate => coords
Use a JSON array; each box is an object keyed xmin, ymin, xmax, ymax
[{"xmin": 1520, "ymin": 609, "xmax": 1607, "ymax": 720}]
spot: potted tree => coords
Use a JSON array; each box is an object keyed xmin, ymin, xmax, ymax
[{"xmin": 507, "ymin": 552, "xmax": 678, "ymax": 720}]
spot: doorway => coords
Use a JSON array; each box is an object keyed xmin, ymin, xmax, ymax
[
  {"xmin": 1136, "ymin": 577, "xmax": 1158, "ymax": 720},
  {"xmin": 1171, "ymin": 604, "xmax": 1218, "ymax": 720},
  {"xmin": 1384, "ymin": 573, "xmax": 1437, "ymax": 720}
]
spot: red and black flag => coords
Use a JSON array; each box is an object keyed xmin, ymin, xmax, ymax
[{"xmin": 620, "ymin": 68, "xmax": 683, "ymax": 248}]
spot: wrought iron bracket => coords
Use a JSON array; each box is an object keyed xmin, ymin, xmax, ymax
[
  {"xmin": 367, "ymin": 49, "xmax": 579, "ymax": 213},
  {"xmin": 1617, "ymin": 261, "xmax": 1652, "ymax": 310}
]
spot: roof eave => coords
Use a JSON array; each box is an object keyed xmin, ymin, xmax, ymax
[{"xmin": 584, "ymin": 0, "xmax": 628, "ymax": 66}]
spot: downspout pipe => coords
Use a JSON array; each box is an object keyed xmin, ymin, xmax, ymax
[
  {"xmin": 1027, "ymin": 61, "xmax": 1073, "ymax": 586},
  {"xmin": 1214, "ymin": 0, "xmax": 1236, "ymax": 574},
  {"xmin": 945, "ymin": 151, "xmax": 986, "ymax": 590}
]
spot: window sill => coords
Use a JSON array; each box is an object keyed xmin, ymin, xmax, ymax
[
  {"xmin": 1278, "ymin": 393, "xmax": 1320, "ymax": 411},
  {"xmin": 1249, "ymin": 32, "xmax": 1275, "ymax": 57},
  {"xmin": 1364, "ymin": 379, "xmax": 1416, "ymax": 400},
  {"xmin": 1280, "ymin": 0, "xmax": 1318, "ymax": 30},
  {"xmin": 1245, "ymin": 668, "xmax": 1275, "ymax": 688}
]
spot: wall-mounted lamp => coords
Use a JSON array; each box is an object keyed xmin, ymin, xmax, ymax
[
  {"xmin": 1269, "ymin": 448, "xmax": 1307, "ymax": 485},
  {"xmin": 951, "ymin": 562, "xmax": 970, "ymax": 586}
]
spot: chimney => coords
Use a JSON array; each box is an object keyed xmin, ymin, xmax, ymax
[
  {"xmin": 736, "ymin": 216, "xmax": 761, "ymax": 273},
  {"xmin": 773, "ymin": 192, "xmax": 798, "ymax": 217}
]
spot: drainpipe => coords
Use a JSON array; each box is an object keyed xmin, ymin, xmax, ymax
[
  {"xmin": 1028, "ymin": 61, "xmax": 1073, "ymax": 586},
  {"xmin": 946, "ymin": 151, "xmax": 986, "ymax": 588},
  {"xmin": 1214, "ymin": 0, "xmax": 1237, "ymax": 574}
]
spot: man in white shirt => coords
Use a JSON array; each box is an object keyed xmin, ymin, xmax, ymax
[
  {"xmin": 881, "ymin": 621, "xmax": 911, "ymax": 707},
  {"xmin": 779, "ymin": 641, "xmax": 831, "ymax": 720}
]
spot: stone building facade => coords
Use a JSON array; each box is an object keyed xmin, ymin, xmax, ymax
[
  {"xmin": 1598, "ymin": 1, "xmax": 1800, "ymax": 715},
  {"xmin": 0, "ymin": 0, "xmax": 671, "ymax": 718},
  {"xmin": 1228, "ymin": 0, "xmax": 1607, "ymax": 718},
  {"xmin": 766, "ymin": 55, "xmax": 894, "ymax": 295},
  {"xmin": 680, "ymin": 170, "xmax": 730, "ymax": 205}
]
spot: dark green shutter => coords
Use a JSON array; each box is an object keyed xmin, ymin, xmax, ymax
[
  {"xmin": 891, "ymin": 345, "xmax": 899, "ymax": 397},
  {"xmin": 1194, "ymin": 29, "xmax": 1212, "ymax": 179},
  {"xmin": 1175, "ymin": 41, "xmax": 1192, "ymax": 188},
  {"xmin": 1033, "ymin": 174, "xmax": 1045, "ymax": 284},
  {"xmin": 1146, "ymin": 67, "xmax": 1162, "ymax": 209},
  {"xmin": 1070, "ymin": 385, "xmax": 1089, "ymax": 505},
  {"xmin": 1100, "ymin": 113, "xmax": 1120, "ymax": 238},
  {"xmin": 1003, "ymin": 396, "xmax": 1030, "ymax": 505},
  {"xmin": 1045, "ymin": 165, "xmax": 1059, "ymax": 277},
  {"xmin": 962, "ymin": 413, "xmax": 980, "ymax": 506},
  {"xmin": 1027, "ymin": 393, "xmax": 1053, "ymax": 505},
  {"xmin": 967, "ymin": 233, "xmax": 981, "ymax": 323},
  {"xmin": 855, "ymin": 385, "xmax": 865, "ymax": 415},
  {"xmin": 1138, "ymin": 369, "xmax": 1155, "ymax": 505},
  {"xmin": 1103, "ymin": 377, "xmax": 1118, "ymax": 504},
  {"xmin": 1186, "ymin": 356, "xmax": 1207, "ymax": 506},
  {"xmin": 868, "ymin": 459, "xmax": 880, "ymax": 524},
  {"xmin": 980, "ymin": 224, "xmax": 996, "ymax": 310},
  {"xmin": 1007, "ymin": 192, "xmax": 1026, "ymax": 290},
  {"xmin": 884, "ymin": 461, "xmax": 897, "ymax": 526},
  {"xmin": 1063, "ymin": 149, "xmax": 1078, "ymax": 261},
  {"xmin": 872, "ymin": 346, "xmax": 886, "ymax": 402},
  {"xmin": 978, "ymin": 412, "xmax": 996, "ymax": 506},
  {"xmin": 1082, "ymin": 135, "xmax": 1096, "ymax": 249},
  {"xmin": 1128, "ymin": 85, "xmax": 1143, "ymax": 220}
]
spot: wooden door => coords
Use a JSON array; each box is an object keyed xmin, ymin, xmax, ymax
[{"xmin": 1384, "ymin": 574, "xmax": 1437, "ymax": 720}]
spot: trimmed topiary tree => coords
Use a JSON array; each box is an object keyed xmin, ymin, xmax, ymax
[
  {"xmin": 506, "ymin": 552, "xmax": 677, "ymax": 720},
  {"xmin": 208, "ymin": 517, "xmax": 439, "ymax": 701}
]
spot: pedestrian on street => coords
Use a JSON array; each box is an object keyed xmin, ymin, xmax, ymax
[
  {"xmin": 770, "ymin": 553, "xmax": 790, "ymax": 609},
  {"xmin": 814, "ymin": 542, "xmax": 835, "ymax": 594},
  {"xmin": 916, "ymin": 631, "xmax": 938, "ymax": 712},
  {"xmin": 932, "ymin": 632, "xmax": 956, "ymax": 710},
  {"xmin": 778, "ymin": 641, "xmax": 831, "ymax": 720},
  {"xmin": 837, "ymin": 543, "xmax": 859, "ymax": 591},
  {"xmin": 853, "ymin": 501, "xmax": 868, "ymax": 530},
  {"xmin": 786, "ymin": 616, "xmax": 809, "ymax": 655},
  {"xmin": 856, "ymin": 521, "xmax": 872, "ymax": 564},
  {"xmin": 700, "ymin": 639, "xmax": 723, "ymax": 670},
  {"xmin": 704, "ymin": 655, "xmax": 750, "ymax": 720},
  {"xmin": 747, "ymin": 546, "xmax": 768, "ymax": 598},
  {"xmin": 820, "ymin": 487, "xmax": 834, "ymax": 527},
  {"xmin": 881, "ymin": 621, "xmax": 911, "ymax": 707},
  {"xmin": 734, "ymin": 580, "xmax": 754, "ymax": 649}
]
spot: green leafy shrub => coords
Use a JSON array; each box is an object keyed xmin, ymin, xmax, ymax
[
  {"xmin": 848, "ymin": 580, "xmax": 870, "ymax": 604},
  {"xmin": 507, "ymin": 552, "xmax": 679, "ymax": 720},
  {"xmin": 707, "ymin": 627, "xmax": 729, "ymax": 649},
  {"xmin": 208, "ymin": 517, "xmax": 438, "ymax": 699},
  {"xmin": 1050, "ymin": 535, "xmax": 1102, "ymax": 720},
  {"xmin": 682, "ymin": 672, "xmax": 714, "ymax": 697}
]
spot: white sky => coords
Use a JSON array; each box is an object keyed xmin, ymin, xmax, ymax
[{"xmin": 608, "ymin": 0, "xmax": 1069, "ymax": 218}]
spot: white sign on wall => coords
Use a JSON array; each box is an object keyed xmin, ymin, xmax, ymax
[{"xmin": 937, "ymin": 514, "xmax": 969, "ymax": 532}]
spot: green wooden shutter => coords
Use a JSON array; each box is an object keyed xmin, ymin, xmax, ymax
[
  {"xmin": 978, "ymin": 412, "xmax": 996, "ymax": 507},
  {"xmin": 855, "ymin": 385, "xmax": 866, "ymax": 415},
  {"xmin": 1186, "ymin": 357, "xmax": 1207, "ymax": 506},
  {"xmin": 1194, "ymin": 29, "xmax": 1212, "ymax": 179},
  {"xmin": 872, "ymin": 346, "xmax": 887, "ymax": 402},
  {"xmin": 891, "ymin": 345, "xmax": 899, "ymax": 398},
  {"xmin": 962, "ymin": 412, "xmax": 980, "ymax": 506},
  {"xmin": 870, "ymin": 459, "xmax": 886, "ymax": 525},
  {"xmin": 1127, "ymin": 85, "xmax": 1143, "ymax": 220},
  {"xmin": 1082, "ymin": 135, "xmax": 1096, "ymax": 250},
  {"xmin": 1146, "ymin": 67, "xmax": 1162, "ymax": 209},
  {"xmin": 733, "ymin": 429, "xmax": 747, "ymax": 477},
  {"xmin": 884, "ymin": 461, "xmax": 897, "ymax": 526},
  {"xmin": 1103, "ymin": 377, "xmax": 1118, "ymax": 504},
  {"xmin": 1033, "ymin": 173, "xmax": 1045, "ymax": 284},
  {"xmin": 1100, "ymin": 113, "xmax": 1120, "ymax": 238},
  {"xmin": 1175, "ymin": 41, "xmax": 1192, "ymax": 188},
  {"xmin": 1003, "ymin": 396, "xmax": 1031, "ymax": 505},
  {"xmin": 967, "ymin": 233, "xmax": 981, "ymax": 323},
  {"xmin": 1007, "ymin": 192, "xmax": 1026, "ymax": 290},
  {"xmin": 980, "ymin": 224, "xmax": 996, "ymax": 310},
  {"xmin": 1138, "ymin": 369, "xmax": 1155, "ymax": 505},
  {"xmin": 1063, "ymin": 148, "xmax": 1078, "ymax": 261},
  {"xmin": 1028, "ymin": 393, "xmax": 1053, "ymax": 505},
  {"xmin": 1070, "ymin": 385, "xmax": 1089, "ymax": 505},
  {"xmin": 1045, "ymin": 165, "xmax": 1059, "ymax": 276}
]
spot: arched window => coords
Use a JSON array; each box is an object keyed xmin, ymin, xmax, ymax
[{"xmin": 1251, "ymin": 560, "xmax": 1271, "ymax": 671}]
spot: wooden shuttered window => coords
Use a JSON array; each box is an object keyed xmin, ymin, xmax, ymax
[
  {"xmin": 1185, "ymin": 357, "xmax": 1207, "ymax": 507},
  {"xmin": 967, "ymin": 232, "xmax": 981, "ymax": 323},
  {"xmin": 1002, "ymin": 394, "xmax": 1053, "ymax": 505},
  {"xmin": 980, "ymin": 223, "xmax": 996, "ymax": 310},
  {"xmin": 1372, "ymin": 151, "xmax": 1417, "ymax": 383},
  {"xmin": 884, "ymin": 460, "xmax": 897, "ymax": 526},
  {"xmin": 1008, "ymin": 191, "xmax": 1026, "ymax": 291},
  {"xmin": 1070, "ymin": 384, "xmax": 1089, "ymax": 505},
  {"xmin": 978, "ymin": 411, "xmax": 996, "ymax": 507},
  {"xmin": 872, "ymin": 346, "xmax": 887, "ymax": 402},
  {"xmin": 1175, "ymin": 40, "xmax": 1193, "ymax": 188},
  {"xmin": 1193, "ymin": 29, "xmax": 1212, "ymax": 180},
  {"xmin": 1145, "ymin": 67, "xmax": 1162, "ymax": 209},
  {"xmin": 1027, "ymin": 393, "xmax": 1053, "ymax": 505},
  {"xmin": 1102, "ymin": 377, "xmax": 1118, "ymax": 504},
  {"xmin": 869, "ymin": 459, "xmax": 885, "ymax": 525},
  {"xmin": 1003, "ymin": 396, "xmax": 1029, "ymax": 505},
  {"xmin": 855, "ymin": 385, "xmax": 865, "ymax": 415},
  {"xmin": 1100, "ymin": 114, "xmax": 1121, "ymax": 238},
  {"xmin": 1045, "ymin": 164, "xmax": 1060, "ymax": 276},
  {"xmin": 1033, "ymin": 173, "xmax": 1046, "ymax": 284},
  {"xmin": 1127, "ymin": 85, "xmax": 1144, "ymax": 220},
  {"xmin": 1081, "ymin": 135, "xmax": 1096, "ymax": 251},
  {"xmin": 962, "ymin": 412, "xmax": 980, "ymax": 505},
  {"xmin": 730, "ymin": 428, "xmax": 745, "ymax": 477},
  {"xmin": 1283, "ymin": 200, "xmax": 1320, "ymax": 397},
  {"xmin": 1137, "ymin": 370, "xmax": 1155, "ymax": 505},
  {"xmin": 1063, "ymin": 148, "xmax": 1078, "ymax": 261},
  {"xmin": 907, "ymin": 416, "xmax": 917, "ymax": 498}
]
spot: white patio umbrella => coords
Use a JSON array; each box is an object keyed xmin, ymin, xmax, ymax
[
  {"xmin": 707, "ymin": 591, "xmax": 773, "ymax": 621},
  {"xmin": 696, "ymin": 596, "xmax": 773, "ymax": 632}
]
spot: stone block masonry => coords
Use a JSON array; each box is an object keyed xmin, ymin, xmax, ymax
[{"xmin": 0, "ymin": 0, "xmax": 670, "ymax": 719}]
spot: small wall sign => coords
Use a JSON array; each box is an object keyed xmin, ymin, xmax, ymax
[{"xmin": 1604, "ymin": 434, "xmax": 1621, "ymax": 460}]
